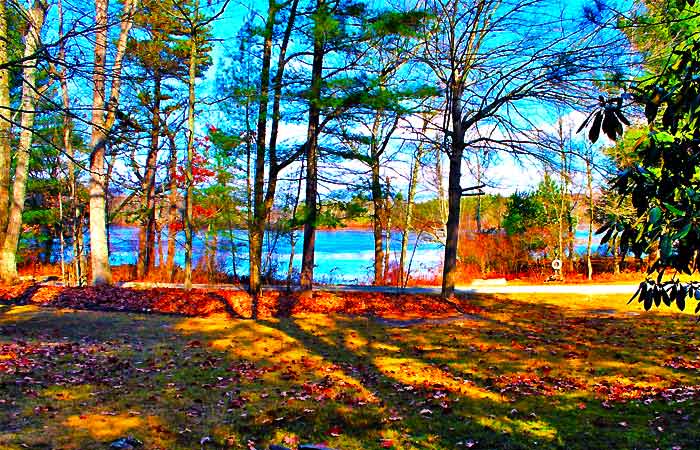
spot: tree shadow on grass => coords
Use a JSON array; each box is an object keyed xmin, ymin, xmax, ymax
[{"xmin": 3, "ymin": 292, "xmax": 700, "ymax": 450}]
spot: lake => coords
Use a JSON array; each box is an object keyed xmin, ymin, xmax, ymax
[
  {"xmin": 56, "ymin": 226, "xmax": 602, "ymax": 283},
  {"xmin": 107, "ymin": 227, "xmax": 444, "ymax": 283}
]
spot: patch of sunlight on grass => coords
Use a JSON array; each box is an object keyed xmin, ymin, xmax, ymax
[
  {"xmin": 173, "ymin": 316, "xmax": 233, "ymax": 333},
  {"xmin": 344, "ymin": 328, "xmax": 369, "ymax": 353},
  {"xmin": 63, "ymin": 413, "xmax": 143, "ymax": 440},
  {"xmin": 41, "ymin": 385, "xmax": 92, "ymax": 402},
  {"xmin": 1, "ymin": 305, "xmax": 39, "ymax": 315},
  {"xmin": 500, "ymin": 293, "xmax": 695, "ymax": 316},
  {"xmin": 373, "ymin": 355, "xmax": 505, "ymax": 402},
  {"xmin": 371, "ymin": 342, "xmax": 401, "ymax": 353},
  {"xmin": 476, "ymin": 415, "xmax": 558, "ymax": 442}
]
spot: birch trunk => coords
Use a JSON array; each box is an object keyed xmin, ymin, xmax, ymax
[
  {"xmin": 0, "ymin": 0, "xmax": 10, "ymax": 246},
  {"xmin": 0, "ymin": 0, "xmax": 46, "ymax": 282}
]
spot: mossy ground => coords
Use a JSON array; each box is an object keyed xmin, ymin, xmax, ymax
[{"xmin": 1, "ymin": 292, "xmax": 699, "ymax": 449}]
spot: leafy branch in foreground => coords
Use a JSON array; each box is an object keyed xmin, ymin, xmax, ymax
[{"xmin": 581, "ymin": 0, "xmax": 700, "ymax": 312}]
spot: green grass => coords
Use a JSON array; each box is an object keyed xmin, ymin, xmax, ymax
[{"xmin": 1, "ymin": 293, "xmax": 700, "ymax": 449}]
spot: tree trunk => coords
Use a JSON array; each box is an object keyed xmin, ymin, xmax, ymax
[
  {"xmin": 371, "ymin": 160, "xmax": 384, "ymax": 285},
  {"xmin": 58, "ymin": 0, "xmax": 82, "ymax": 286},
  {"xmin": 0, "ymin": 0, "xmax": 46, "ymax": 282},
  {"xmin": 249, "ymin": 0, "xmax": 275, "ymax": 298},
  {"xmin": 166, "ymin": 129, "xmax": 178, "ymax": 281},
  {"xmin": 442, "ymin": 151, "xmax": 463, "ymax": 298},
  {"xmin": 183, "ymin": 6, "xmax": 198, "ymax": 291},
  {"xmin": 0, "ymin": 0, "xmax": 10, "ymax": 247},
  {"xmin": 400, "ymin": 146, "xmax": 422, "ymax": 287},
  {"xmin": 248, "ymin": 0, "xmax": 298, "ymax": 305},
  {"xmin": 475, "ymin": 155, "xmax": 482, "ymax": 233},
  {"xmin": 137, "ymin": 71, "xmax": 161, "ymax": 279},
  {"xmin": 383, "ymin": 185, "xmax": 391, "ymax": 283},
  {"xmin": 300, "ymin": 0, "xmax": 324, "ymax": 291},
  {"xmin": 441, "ymin": 81, "xmax": 466, "ymax": 299},
  {"xmin": 586, "ymin": 155, "xmax": 593, "ymax": 281},
  {"xmin": 287, "ymin": 156, "xmax": 304, "ymax": 290},
  {"xmin": 436, "ymin": 150, "xmax": 447, "ymax": 228},
  {"xmin": 88, "ymin": 0, "xmax": 135, "ymax": 285}
]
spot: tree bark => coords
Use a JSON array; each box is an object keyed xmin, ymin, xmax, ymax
[
  {"xmin": 183, "ymin": 2, "xmax": 198, "ymax": 291},
  {"xmin": 166, "ymin": 128, "xmax": 178, "ymax": 281},
  {"xmin": 59, "ymin": 0, "xmax": 82, "ymax": 286},
  {"xmin": 300, "ymin": 0, "xmax": 325, "ymax": 291},
  {"xmin": 247, "ymin": 0, "xmax": 298, "ymax": 306},
  {"xmin": 586, "ymin": 154, "xmax": 593, "ymax": 281},
  {"xmin": 371, "ymin": 160, "xmax": 384, "ymax": 285},
  {"xmin": 442, "ymin": 151, "xmax": 463, "ymax": 298},
  {"xmin": 400, "ymin": 145, "xmax": 422, "ymax": 287},
  {"xmin": 249, "ymin": 0, "xmax": 275, "ymax": 299},
  {"xmin": 0, "ymin": 0, "xmax": 10, "ymax": 246},
  {"xmin": 89, "ymin": 0, "xmax": 135, "ymax": 285},
  {"xmin": 441, "ymin": 81, "xmax": 466, "ymax": 299},
  {"xmin": 137, "ymin": 71, "xmax": 161, "ymax": 279},
  {"xmin": 287, "ymin": 156, "xmax": 304, "ymax": 290},
  {"xmin": 0, "ymin": 0, "xmax": 46, "ymax": 282}
]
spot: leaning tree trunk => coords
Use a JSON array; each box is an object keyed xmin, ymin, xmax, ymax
[{"xmin": 0, "ymin": 0, "xmax": 46, "ymax": 282}]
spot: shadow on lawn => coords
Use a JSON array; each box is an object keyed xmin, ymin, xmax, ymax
[{"xmin": 1, "ymin": 293, "xmax": 700, "ymax": 449}]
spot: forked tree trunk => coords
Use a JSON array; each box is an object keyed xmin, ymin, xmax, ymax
[
  {"xmin": 249, "ymin": 0, "xmax": 275, "ymax": 299},
  {"xmin": 89, "ymin": 0, "xmax": 135, "ymax": 285},
  {"xmin": 248, "ymin": 0, "xmax": 298, "ymax": 307},
  {"xmin": 0, "ymin": 0, "xmax": 46, "ymax": 282}
]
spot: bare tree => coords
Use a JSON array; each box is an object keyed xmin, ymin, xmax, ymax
[{"xmin": 418, "ymin": 0, "xmax": 623, "ymax": 298}]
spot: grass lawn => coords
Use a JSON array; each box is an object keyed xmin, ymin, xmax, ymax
[{"xmin": 1, "ymin": 292, "xmax": 700, "ymax": 449}]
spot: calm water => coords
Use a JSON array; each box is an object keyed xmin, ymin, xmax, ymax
[
  {"xmin": 108, "ymin": 227, "xmax": 443, "ymax": 283},
  {"xmin": 54, "ymin": 226, "xmax": 602, "ymax": 283}
]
